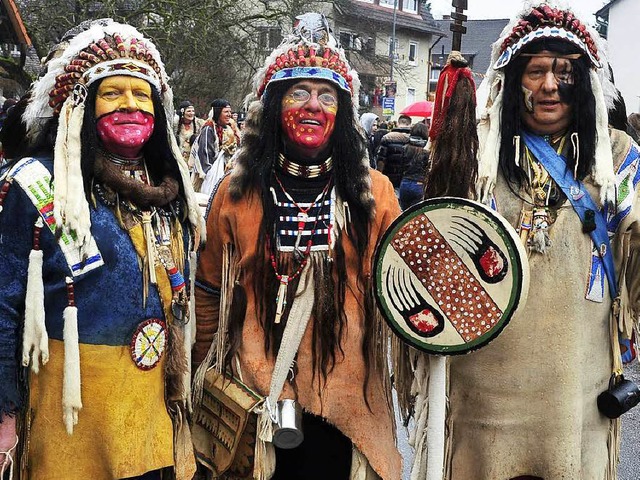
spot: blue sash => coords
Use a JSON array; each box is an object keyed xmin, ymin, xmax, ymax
[{"xmin": 521, "ymin": 131, "xmax": 618, "ymax": 299}]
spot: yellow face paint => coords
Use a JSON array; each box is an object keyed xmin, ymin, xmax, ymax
[{"xmin": 95, "ymin": 75, "xmax": 154, "ymax": 118}]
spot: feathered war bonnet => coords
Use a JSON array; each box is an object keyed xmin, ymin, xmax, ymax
[
  {"xmin": 475, "ymin": 0, "xmax": 618, "ymax": 205},
  {"xmin": 23, "ymin": 19, "xmax": 203, "ymax": 246},
  {"xmin": 229, "ymin": 13, "xmax": 371, "ymax": 202}
]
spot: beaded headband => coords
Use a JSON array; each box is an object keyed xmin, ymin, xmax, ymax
[
  {"xmin": 254, "ymin": 13, "xmax": 358, "ymax": 99},
  {"xmin": 494, "ymin": 4, "xmax": 601, "ymax": 69}
]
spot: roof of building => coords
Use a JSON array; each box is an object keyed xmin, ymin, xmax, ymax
[
  {"xmin": 433, "ymin": 18, "xmax": 509, "ymax": 79},
  {"xmin": 336, "ymin": 0, "xmax": 446, "ymax": 36},
  {"xmin": 596, "ymin": 0, "xmax": 622, "ymax": 17},
  {"xmin": 0, "ymin": 0, "xmax": 32, "ymax": 46}
]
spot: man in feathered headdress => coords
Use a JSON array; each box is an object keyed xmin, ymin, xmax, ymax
[
  {"xmin": 0, "ymin": 19, "xmax": 202, "ymax": 479},
  {"xmin": 192, "ymin": 12, "xmax": 402, "ymax": 480},
  {"xmin": 433, "ymin": 2, "xmax": 640, "ymax": 478}
]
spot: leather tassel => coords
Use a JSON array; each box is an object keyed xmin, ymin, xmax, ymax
[
  {"xmin": 22, "ymin": 218, "xmax": 49, "ymax": 373},
  {"xmin": 62, "ymin": 277, "xmax": 82, "ymax": 435},
  {"xmin": 142, "ymin": 211, "xmax": 157, "ymax": 287},
  {"xmin": 254, "ymin": 408, "xmax": 276, "ymax": 480}
]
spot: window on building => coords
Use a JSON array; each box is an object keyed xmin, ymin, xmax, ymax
[
  {"xmin": 258, "ymin": 27, "xmax": 282, "ymax": 51},
  {"xmin": 380, "ymin": 0, "xmax": 395, "ymax": 8},
  {"xmin": 409, "ymin": 42, "xmax": 418, "ymax": 64},
  {"xmin": 407, "ymin": 88, "xmax": 416, "ymax": 105},
  {"xmin": 340, "ymin": 31, "xmax": 360, "ymax": 51},
  {"xmin": 430, "ymin": 66, "xmax": 442, "ymax": 81},
  {"xmin": 388, "ymin": 37, "xmax": 399, "ymax": 58},
  {"xmin": 403, "ymin": 0, "xmax": 418, "ymax": 13}
]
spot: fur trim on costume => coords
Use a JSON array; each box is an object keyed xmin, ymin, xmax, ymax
[
  {"xmin": 23, "ymin": 244, "xmax": 49, "ymax": 374},
  {"xmin": 476, "ymin": 0, "xmax": 619, "ymax": 204},
  {"xmin": 62, "ymin": 295, "xmax": 82, "ymax": 435}
]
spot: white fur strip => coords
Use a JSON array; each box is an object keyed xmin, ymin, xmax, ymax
[
  {"xmin": 66, "ymin": 101, "xmax": 92, "ymax": 244},
  {"xmin": 52, "ymin": 97, "xmax": 92, "ymax": 246},
  {"xmin": 590, "ymin": 69, "xmax": 617, "ymax": 207},
  {"xmin": 476, "ymin": 75, "xmax": 504, "ymax": 203},
  {"xmin": 53, "ymin": 98, "xmax": 72, "ymax": 229},
  {"xmin": 22, "ymin": 246, "xmax": 49, "ymax": 373},
  {"xmin": 62, "ymin": 304, "xmax": 82, "ymax": 435}
]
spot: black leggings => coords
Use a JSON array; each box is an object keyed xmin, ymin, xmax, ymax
[{"xmin": 271, "ymin": 412, "xmax": 352, "ymax": 480}]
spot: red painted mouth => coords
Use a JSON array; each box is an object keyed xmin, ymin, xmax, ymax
[{"xmin": 110, "ymin": 111, "xmax": 151, "ymax": 125}]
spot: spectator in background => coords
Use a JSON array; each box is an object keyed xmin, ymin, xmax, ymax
[
  {"xmin": 372, "ymin": 121, "xmax": 388, "ymax": 158},
  {"xmin": 399, "ymin": 122, "xmax": 429, "ymax": 210},
  {"xmin": 175, "ymin": 100, "xmax": 204, "ymax": 168},
  {"xmin": 191, "ymin": 98, "xmax": 239, "ymax": 194},
  {"xmin": 376, "ymin": 114, "xmax": 412, "ymax": 192},
  {"xmin": 359, "ymin": 112, "xmax": 379, "ymax": 168}
]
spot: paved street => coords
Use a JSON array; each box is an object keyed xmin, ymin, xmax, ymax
[
  {"xmin": 397, "ymin": 361, "xmax": 640, "ymax": 479},
  {"xmin": 619, "ymin": 361, "xmax": 640, "ymax": 480}
]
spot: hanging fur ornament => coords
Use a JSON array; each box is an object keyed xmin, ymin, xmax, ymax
[
  {"xmin": 52, "ymin": 84, "xmax": 91, "ymax": 246},
  {"xmin": 22, "ymin": 217, "xmax": 49, "ymax": 373},
  {"xmin": 530, "ymin": 209, "xmax": 552, "ymax": 253},
  {"xmin": 62, "ymin": 277, "xmax": 82, "ymax": 435},
  {"xmin": 590, "ymin": 69, "xmax": 617, "ymax": 206},
  {"xmin": 425, "ymin": 51, "xmax": 478, "ymax": 199}
]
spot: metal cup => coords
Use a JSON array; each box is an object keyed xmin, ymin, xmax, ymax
[{"xmin": 272, "ymin": 399, "xmax": 304, "ymax": 449}]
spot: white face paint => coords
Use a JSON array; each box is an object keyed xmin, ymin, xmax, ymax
[{"xmin": 521, "ymin": 85, "xmax": 534, "ymax": 113}]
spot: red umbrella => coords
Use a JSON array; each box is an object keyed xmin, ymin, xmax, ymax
[{"xmin": 400, "ymin": 100, "xmax": 434, "ymax": 118}]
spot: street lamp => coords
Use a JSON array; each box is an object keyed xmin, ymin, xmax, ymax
[{"xmin": 390, "ymin": 0, "xmax": 398, "ymax": 81}]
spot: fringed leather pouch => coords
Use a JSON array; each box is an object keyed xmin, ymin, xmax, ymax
[{"xmin": 192, "ymin": 369, "xmax": 263, "ymax": 477}]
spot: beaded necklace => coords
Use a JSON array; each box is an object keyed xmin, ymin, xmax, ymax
[
  {"xmin": 269, "ymin": 173, "xmax": 332, "ymax": 324},
  {"xmin": 277, "ymin": 153, "xmax": 333, "ymax": 178},
  {"xmin": 273, "ymin": 173, "xmax": 332, "ymax": 252}
]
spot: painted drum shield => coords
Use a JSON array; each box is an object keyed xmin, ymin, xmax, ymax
[{"xmin": 374, "ymin": 197, "xmax": 530, "ymax": 355}]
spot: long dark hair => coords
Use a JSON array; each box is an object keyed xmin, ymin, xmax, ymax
[
  {"xmin": 227, "ymin": 79, "xmax": 377, "ymax": 395},
  {"xmin": 499, "ymin": 38, "xmax": 596, "ymax": 188},
  {"xmin": 80, "ymin": 81, "xmax": 184, "ymax": 199}
]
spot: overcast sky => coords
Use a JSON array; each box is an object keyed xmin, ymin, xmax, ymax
[{"xmin": 429, "ymin": 0, "xmax": 610, "ymax": 25}]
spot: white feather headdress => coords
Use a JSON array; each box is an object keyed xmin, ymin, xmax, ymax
[
  {"xmin": 23, "ymin": 19, "xmax": 203, "ymax": 245},
  {"xmin": 476, "ymin": 0, "xmax": 618, "ymax": 205}
]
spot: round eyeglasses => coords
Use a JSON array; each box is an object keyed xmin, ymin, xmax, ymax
[{"xmin": 288, "ymin": 89, "xmax": 338, "ymax": 107}]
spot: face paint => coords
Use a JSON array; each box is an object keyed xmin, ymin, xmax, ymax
[
  {"xmin": 95, "ymin": 75, "xmax": 155, "ymax": 158},
  {"xmin": 97, "ymin": 111, "xmax": 155, "ymax": 158},
  {"xmin": 281, "ymin": 80, "xmax": 338, "ymax": 157},
  {"xmin": 521, "ymin": 85, "xmax": 534, "ymax": 112},
  {"xmin": 95, "ymin": 75, "xmax": 154, "ymax": 118},
  {"xmin": 519, "ymin": 52, "xmax": 573, "ymax": 135}
]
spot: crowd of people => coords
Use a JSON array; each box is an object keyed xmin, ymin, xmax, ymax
[{"xmin": 0, "ymin": 2, "xmax": 639, "ymax": 480}]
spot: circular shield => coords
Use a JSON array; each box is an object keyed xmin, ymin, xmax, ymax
[
  {"xmin": 130, "ymin": 318, "xmax": 167, "ymax": 370},
  {"xmin": 373, "ymin": 197, "xmax": 529, "ymax": 355}
]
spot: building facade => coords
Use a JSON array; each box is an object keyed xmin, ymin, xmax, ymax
[
  {"xmin": 330, "ymin": 0, "xmax": 445, "ymax": 120},
  {"xmin": 597, "ymin": 0, "xmax": 640, "ymax": 113}
]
